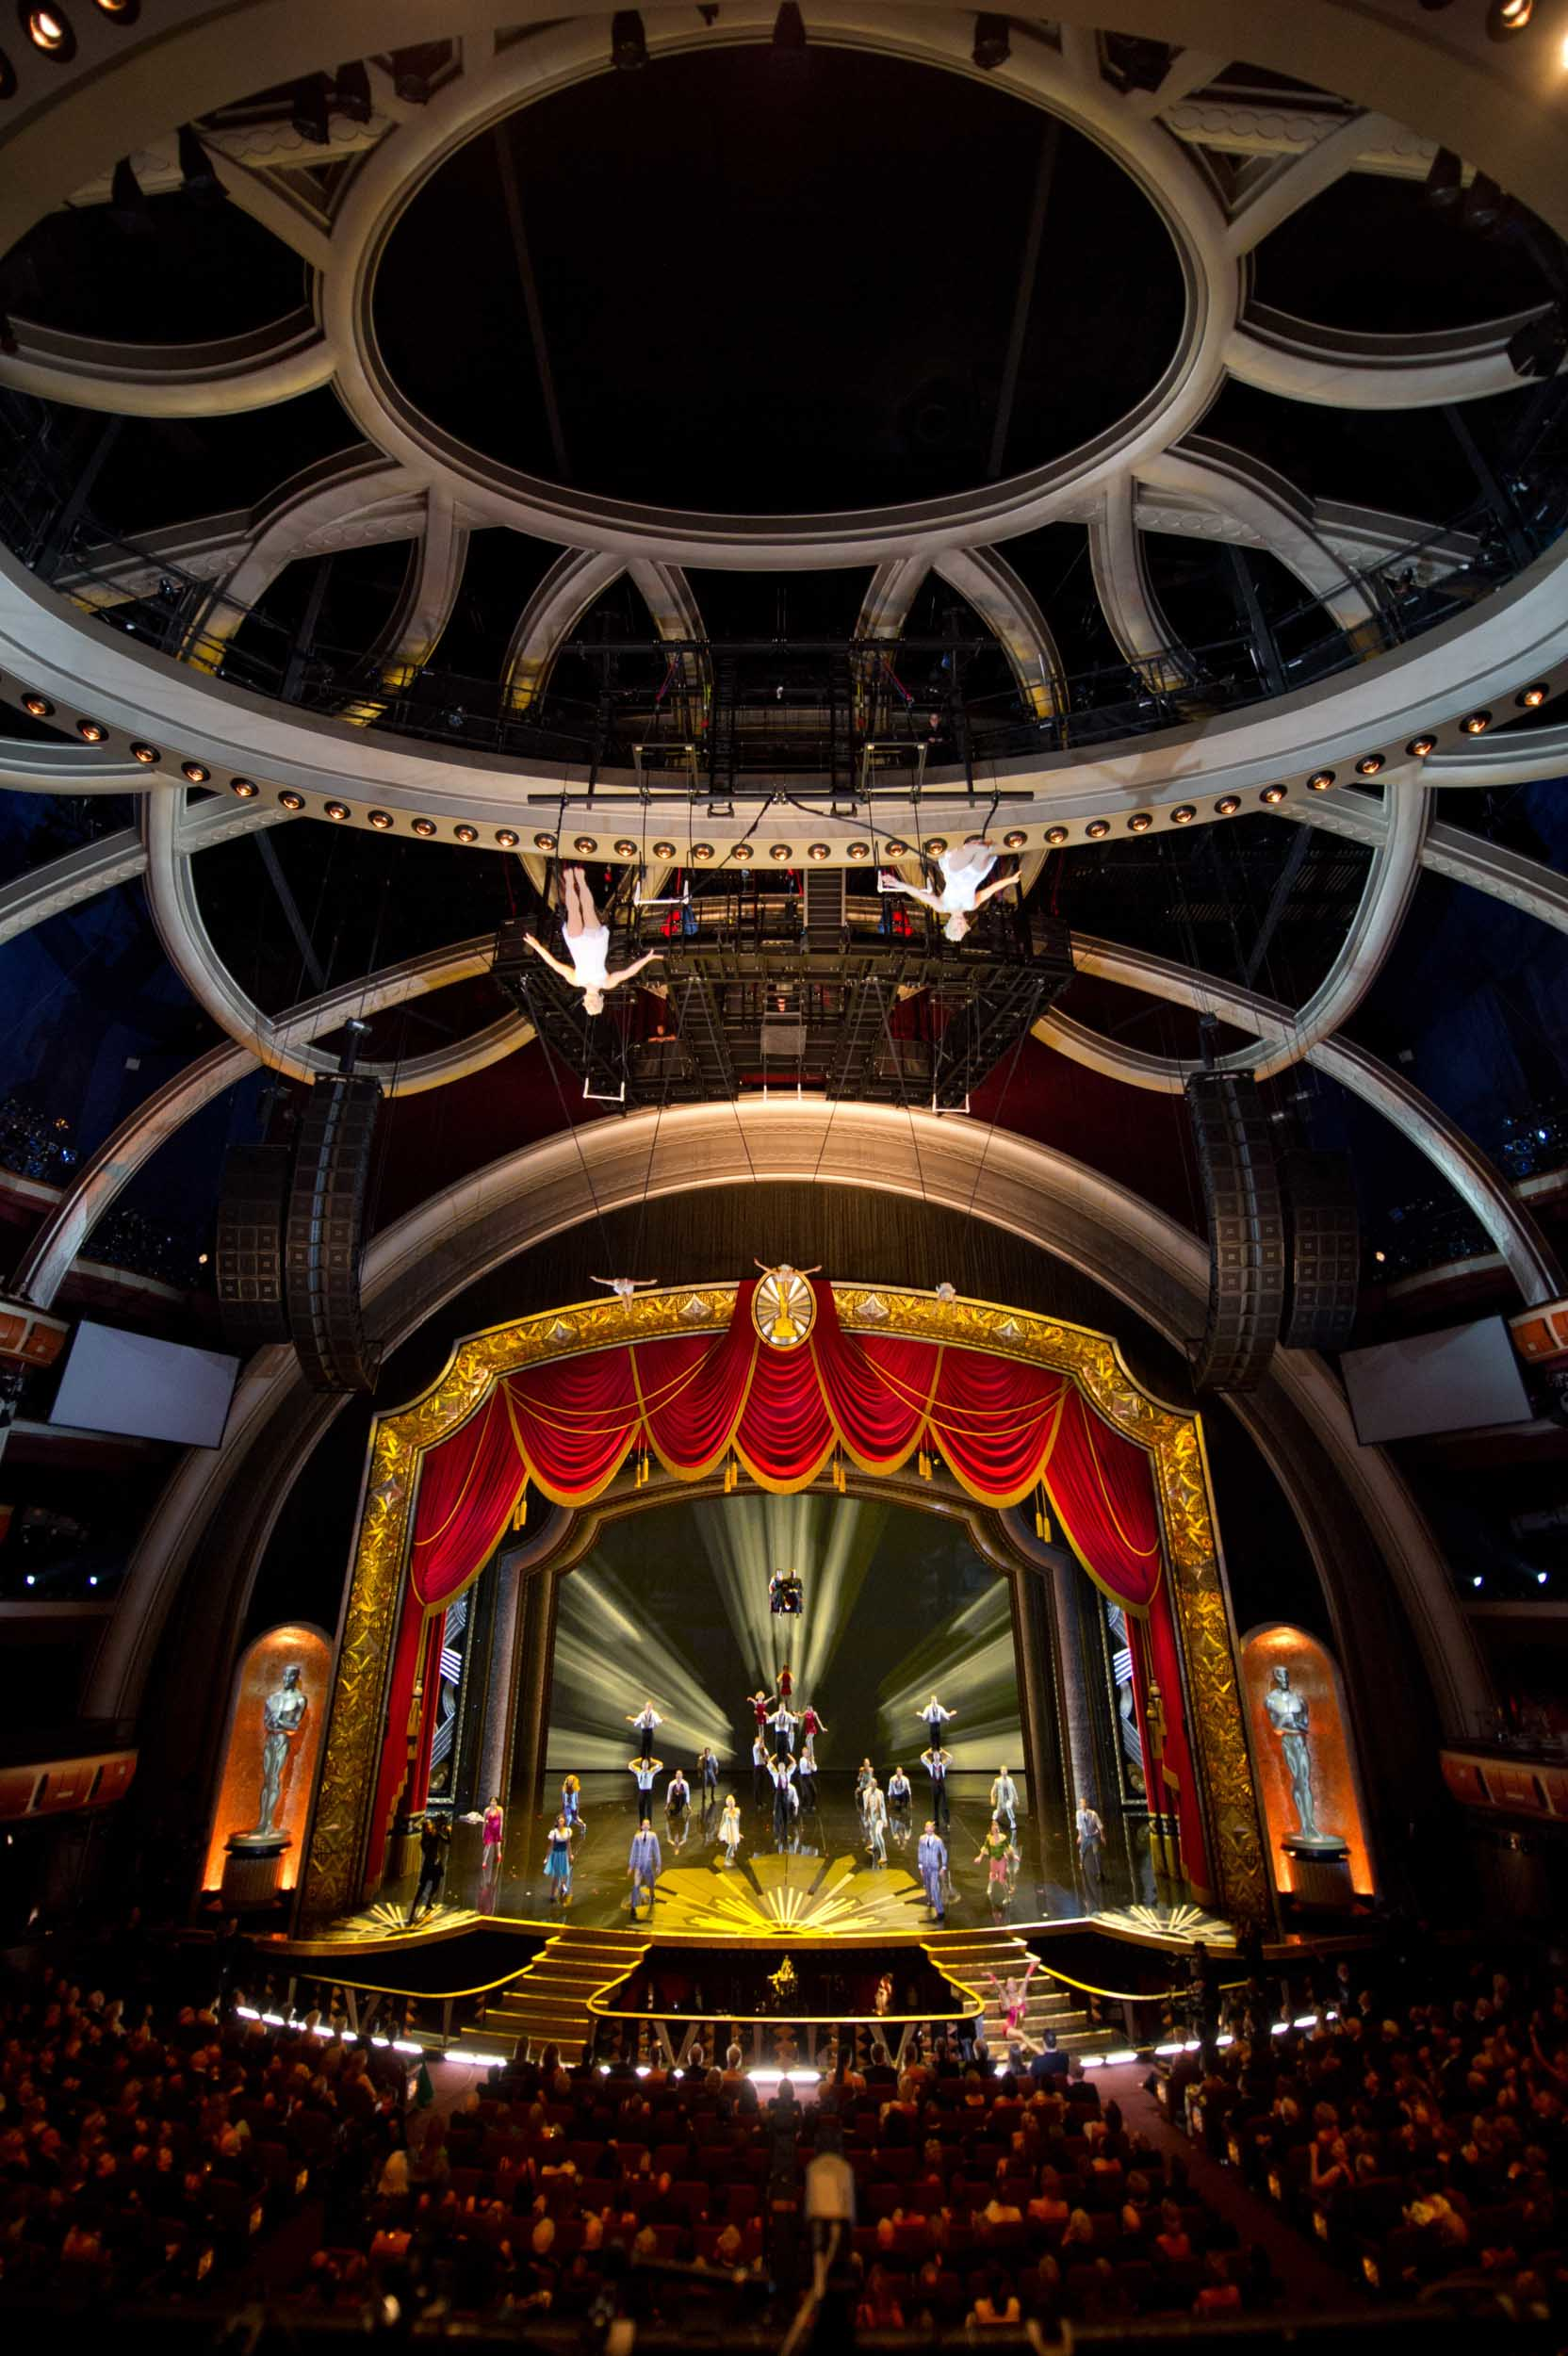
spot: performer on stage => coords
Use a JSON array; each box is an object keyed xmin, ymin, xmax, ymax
[
  {"xmin": 856, "ymin": 1758, "xmax": 875, "ymax": 1823},
  {"xmin": 797, "ymin": 1728, "xmax": 818, "ymax": 1806},
  {"xmin": 879, "ymin": 837, "xmax": 1018, "ymax": 943},
  {"xmin": 767, "ymin": 1698, "xmax": 798, "ymax": 1756},
  {"xmin": 990, "ymin": 1764, "xmax": 1019, "ymax": 1835},
  {"xmin": 627, "ymin": 1700, "xmax": 662, "ymax": 1760},
  {"xmin": 917, "ymin": 1820, "xmax": 948, "ymax": 1922},
  {"xmin": 800, "ymin": 1700, "xmax": 827, "ymax": 1749},
  {"xmin": 628, "ymin": 1821, "xmax": 661, "ymax": 1917},
  {"xmin": 865, "ymin": 1775, "xmax": 889, "ymax": 1868},
  {"xmin": 777, "ymin": 1661, "xmax": 794, "ymax": 1705},
  {"xmin": 1075, "ymin": 1797, "xmax": 1105, "ymax": 1897},
  {"xmin": 752, "ymin": 1731, "xmax": 769, "ymax": 1806},
  {"xmin": 917, "ymin": 1693, "xmax": 957, "ymax": 1746},
  {"xmin": 478, "ymin": 1795, "xmax": 504, "ymax": 1915},
  {"xmin": 405, "ymin": 1814, "xmax": 450, "ymax": 1926},
  {"xmin": 523, "ymin": 865, "xmax": 660, "ymax": 1015},
  {"xmin": 986, "ymin": 1956, "xmax": 1038, "ymax": 2034},
  {"xmin": 719, "ymin": 1793, "xmax": 743, "ymax": 1866},
  {"xmin": 561, "ymin": 1772, "xmax": 583, "ymax": 1835},
  {"xmin": 922, "ymin": 1742, "xmax": 952, "ymax": 1831},
  {"xmin": 666, "ymin": 1765, "xmax": 691, "ymax": 1821},
  {"xmin": 544, "ymin": 1812, "xmax": 573, "ymax": 1908},
  {"xmin": 975, "ymin": 1816, "xmax": 1015, "ymax": 1913},
  {"xmin": 768, "ymin": 1751, "xmax": 796, "ymax": 1847},
  {"xmin": 747, "ymin": 1686, "xmax": 775, "ymax": 1733},
  {"xmin": 888, "ymin": 1763, "xmax": 912, "ymax": 1818},
  {"xmin": 629, "ymin": 1753, "xmax": 662, "ymax": 1824}
]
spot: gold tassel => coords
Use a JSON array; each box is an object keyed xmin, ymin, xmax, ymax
[
  {"xmin": 918, "ymin": 1448, "xmax": 931, "ymax": 1482},
  {"xmin": 833, "ymin": 1450, "xmax": 846, "ymax": 1494},
  {"xmin": 512, "ymin": 1484, "xmax": 529, "ymax": 1531},
  {"xmin": 1034, "ymin": 1481, "xmax": 1051, "ymax": 1543}
]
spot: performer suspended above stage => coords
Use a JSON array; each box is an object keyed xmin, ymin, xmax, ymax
[
  {"xmin": 879, "ymin": 837, "xmax": 1019, "ymax": 942},
  {"xmin": 523, "ymin": 865, "xmax": 661, "ymax": 1014}
]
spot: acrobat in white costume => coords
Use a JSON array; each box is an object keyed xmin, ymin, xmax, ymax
[
  {"xmin": 523, "ymin": 865, "xmax": 662, "ymax": 1014},
  {"xmin": 718, "ymin": 1794, "xmax": 743, "ymax": 1865},
  {"xmin": 879, "ymin": 837, "xmax": 1019, "ymax": 941}
]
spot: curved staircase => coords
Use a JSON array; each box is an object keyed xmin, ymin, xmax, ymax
[
  {"xmin": 933, "ymin": 1928, "xmax": 1121, "ymax": 2061},
  {"xmin": 475, "ymin": 1926, "xmax": 646, "ymax": 2063}
]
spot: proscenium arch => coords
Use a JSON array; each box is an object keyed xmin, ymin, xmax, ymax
[{"xmin": 91, "ymin": 1102, "xmax": 1487, "ymax": 1833}]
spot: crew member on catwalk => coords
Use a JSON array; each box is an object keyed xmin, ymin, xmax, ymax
[
  {"xmin": 918, "ymin": 1820, "xmax": 948, "ymax": 1921},
  {"xmin": 627, "ymin": 1699, "xmax": 662, "ymax": 1760},
  {"xmin": 922, "ymin": 1742, "xmax": 952, "ymax": 1830},
  {"xmin": 629, "ymin": 1752, "xmax": 662, "ymax": 1823}
]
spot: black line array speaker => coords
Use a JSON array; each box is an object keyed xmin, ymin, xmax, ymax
[
  {"xmin": 1281, "ymin": 1149, "xmax": 1361, "ymax": 1353},
  {"xmin": 284, "ymin": 1075, "xmax": 383, "ymax": 1393},
  {"xmin": 1186, "ymin": 1072, "xmax": 1286, "ymax": 1393},
  {"xmin": 214, "ymin": 1142, "xmax": 292, "ymax": 1350}
]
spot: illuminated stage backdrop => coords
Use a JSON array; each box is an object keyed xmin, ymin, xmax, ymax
[
  {"xmin": 299, "ymin": 1278, "xmax": 1266, "ymax": 1925},
  {"xmin": 547, "ymin": 1496, "xmax": 1022, "ymax": 1774}
]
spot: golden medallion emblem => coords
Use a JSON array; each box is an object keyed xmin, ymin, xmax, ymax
[{"xmin": 751, "ymin": 1263, "xmax": 817, "ymax": 1350}]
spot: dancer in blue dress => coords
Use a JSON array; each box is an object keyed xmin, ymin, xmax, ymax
[{"xmin": 544, "ymin": 1812, "xmax": 573, "ymax": 1907}]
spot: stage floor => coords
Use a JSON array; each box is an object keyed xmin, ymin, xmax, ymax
[{"xmin": 351, "ymin": 1772, "xmax": 1164, "ymax": 1941}]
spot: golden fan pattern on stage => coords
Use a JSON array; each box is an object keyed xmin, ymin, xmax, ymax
[{"xmin": 643, "ymin": 1853, "xmax": 931, "ymax": 1938}]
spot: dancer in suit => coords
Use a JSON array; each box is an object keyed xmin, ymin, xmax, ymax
[
  {"xmin": 917, "ymin": 1693, "xmax": 957, "ymax": 1747},
  {"xmin": 1075, "ymin": 1797, "xmax": 1105, "ymax": 1898},
  {"xmin": 768, "ymin": 1751, "xmax": 796, "ymax": 1847},
  {"xmin": 629, "ymin": 1754, "xmax": 662, "ymax": 1824},
  {"xmin": 698, "ymin": 1745, "xmax": 720, "ymax": 1806},
  {"xmin": 627, "ymin": 1700, "xmax": 662, "ymax": 1760},
  {"xmin": 628, "ymin": 1821, "xmax": 661, "ymax": 1917},
  {"xmin": 767, "ymin": 1698, "xmax": 798, "ymax": 1757},
  {"xmin": 665, "ymin": 1766, "xmax": 691, "ymax": 1822},
  {"xmin": 990, "ymin": 1764, "xmax": 1019, "ymax": 1835},
  {"xmin": 917, "ymin": 1821, "xmax": 948, "ymax": 1921},
  {"xmin": 922, "ymin": 1742, "xmax": 952, "ymax": 1831},
  {"xmin": 752, "ymin": 1732, "xmax": 769, "ymax": 1806}
]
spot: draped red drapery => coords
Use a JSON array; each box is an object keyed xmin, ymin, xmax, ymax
[{"xmin": 365, "ymin": 1282, "xmax": 1208, "ymax": 1888}]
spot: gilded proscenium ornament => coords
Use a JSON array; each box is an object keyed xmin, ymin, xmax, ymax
[{"xmin": 299, "ymin": 1279, "xmax": 1266, "ymax": 1927}]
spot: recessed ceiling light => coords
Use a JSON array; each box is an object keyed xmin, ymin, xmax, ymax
[
  {"xmin": 368, "ymin": 810, "xmax": 393, "ymax": 830},
  {"xmin": 94, "ymin": 0, "xmax": 139, "ymax": 17},
  {"xmin": 1355, "ymin": 754, "xmax": 1384, "ymax": 777},
  {"xmin": 845, "ymin": 842, "xmax": 870, "ymax": 859},
  {"xmin": 454, "ymin": 824, "xmax": 478, "ymax": 844},
  {"xmin": 229, "ymin": 778, "xmax": 258, "ymax": 799},
  {"xmin": 279, "ymin": 791, "xmax": 305, "ymax": 811},
  {"xmin": 1003, "ymin": 829, "xmax": 1028, "ymax": 850},
  {"xmin": 1170, "ymin": 805, "xmax": 1196, "ymax": 826},
  {"xmin": 652, "ymin": 840, "xmax": 677, "ymax": 859},
  {"xmin": 181, "ymin": 761, "xmax": 210, "ymax": 784},
  {"xmin": 21, "ymin": 693, "xmax": 53, "ymax": 717},
  {"xmin": 533, "ymin": 832, "xmax": 557, "ymax": 852},
  {"xmin": 731, "ymin": 843, "xmax": 755, "ymax": 862},
  {"xmin": 573, "ymin": 835, "xmax": 597, "ymax": 854},
  {"xmin": 1260, "ymin": 784, "xmax": 1287, "ymax": 805},
  {"xmin": 1127, "ymin": 811, "xmax": 1152, "ymax": 833},
  {"xmin": 1461, "ymin": 710, "xmax": 1492, "ymax": 734},
  {"xmin": 1517, "ymin": 682, "xmax": 1549, "ymax": 708},
  {"xmin": 1488, "ymin": 0, "xmax": 1532, "ymax": 35},
  {"xmin": 130, "ymin": 742, "xmax": 158, "ymax": 764},
  {"xmin": 807, "ymin": 843, "xmax": 830, "ymax": 860},
  {"xmin": 613, "ymin": 838, "xmax": 639, "ymax": 858},
  {"xmin": 324, "ymin": 800, "xmax": 350, "ymax": 821},
  {"xmin": 1307, "ymin": 770, "xmax": 1334, "ymax": 792},
  {"xmin": 1086, "ymin": 819, "xmax": 1110, "ymax": 841},
  {"xmin": 769, "ymin": 843, "xmax": 792, "ymax": 861},
  {"xmin": 1215, "ymin": 795, "xmax": 1241, "ymax": 816},
  {"xmin": 692, "ymin": 842, "xmax": 715, "ymax": 860},
  {"xmin": 1406, "ymin": 735, "xmax": 1436, "ymax": 758},
  {"xmin": 495, "ymin": 828, "xmax": 520, "ymax": 848},
  {"xmin": 1045, "ymin": 826, "xmax": 1069, "ymax": 845},
  {"xmin": 412, "ymin": 817, "xmax": 437, "ymax": 838},
  {"xmin": 24, "ymin": 9, "xmax": 74, "ymax": 57},
  {"xmin": 883, "ymin": 839, "xmax": 908, "ymax": 857},
  {"xmin": 75, "ymin": 718, "xmax": 106, "ymax": 743},
  {"xmin": 923, "ymin": 837, "xmax": 948, "ymax": 857}
]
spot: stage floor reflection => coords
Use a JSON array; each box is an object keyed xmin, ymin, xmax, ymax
[{"xmin": 368, "ymin": 1772, "xmax": 1158, "ymax": 1940}]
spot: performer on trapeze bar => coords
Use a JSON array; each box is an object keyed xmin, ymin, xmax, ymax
[
  {"xmin": 878, "ymin": 837, "xmax": 1019, "ymax": 942},
  {"xmin": 523, "ymin": 865, "xmax": 662, "ymax": 1014}
]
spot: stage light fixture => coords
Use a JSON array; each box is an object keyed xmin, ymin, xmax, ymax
[
  {"xmin": 1423, "ymin": 147, "xmax": 1463, "ymax": 210},
  {"xmin": 181, "ymin": 761, "xmax": 210, "ymax": 783},
  {"xmin": 652, "ymin": 839, "xmax": 677, "ymax": 859},
  {"xmin": 1127, "ymin": 810, "xmax": 1152, "ymax": 832},
  {"xmin": 807, "ymin": 842, "xmax": 831, "ymax": 859},
  {"xmin": 229, "ymin": 778, "xmax": 258, "ymax": 799},
  {"xmin": 972, "ymin": 11, "xmax": 1010, "ymax": 70},
  {"xmin": 1170, "ymin": 805, "xmax": 1196, "ymax": 825},
  {"xmin": 613, "ymin": 837, "xmax": 639, "ymax": 858},
  {"xmin": 846, "ymin": 841, "xmax": 870, "ymax": 859},
  {"xmin": 325, "ymin": 800, "xmax": 350, "ymax": 821},
  {"xmin": 495, "ymin": 828, "xmax": 520, "ymax": 848},
  {"xmin": 1461, "ymin": 709, "xmax": 1492, "ymax": 733},
  {"xmin": 769, "ymin": 843, "xmax": 792, "ymax": 861},
  {"xmin": 368, "ymin": 809, "xmax": 392, "ymax": 829},
  {"xmin": 730, "ymin": 842, "xmax": 755, "ymax": 861},
  {"xmin": 611, "ymin": 9, "xmax": 647, "ymax": 69},
  {"xmin": 1508, "ymin": 304, "xmax": 1567, "ymax": 381},
  {"xmin": 1488, "ymin": 0, "xmax": 1532, "ymax": 35},
  {"xmin": 1215, "ymin": 794, "xmax": 1241, "ymax": 816},
  {"xmin": 130, "ymin": 741, "xmax": 158, "ymax": 764},
  {"xmin": 94, "ymin": 0, "xmax": 139, "ymax": 16},
  {"xmin": 334, "ymin": 59, "xmax": 372, "ymax": 123},
  {"xmin": 693, "ymin": 842, "xmax": 715, "ymax": 860},
  {"xmin": 21, "ymin": 693, "xmax": 52, "ymax": 716},
  {"xmin": 1086, "ymin": 818, "xmax": 1110, "ymax": 840},
  {"xmin": 454, "ymin": 823, "xmax": 479, "ymax": 844},
  {"xmin": 75, "ymin": 718, "xmax": 105, "ymax": 742},
  {"xmin": 109, "ymin": 156, "xmax": 154, "ymax": 237},
  {"xmin": 883, "ymin": 838, "xmax": 908, "ymax": 856},
  {"xmin": 923, "ymin": 837, "xmax": 948, "ymax": 857},
  {"xmin": 1260, "ymin": 784, "xmax": 1287, "ymax": 804},
  {"xmin": 279, "ymin": 790, "xmax": 305, "ymax": 811},
  {"xmin": 289, "ymin": 73, "xmax": 333, "ymax": 145},
  {"xmin": 1355, "ymin": 753, "xmax": 1384, "ymax": 777},
  {"xmin": 1307, "ymin": 770, "xmax": 1334, "ymax": 791},
  {"xmin": 533, "ymin": 831, "xmax": 557, "ymax": 851},
  {"xmin": 1003, "ymin": 828, "xmax": 1028, "ymax": 849},
  {"xmin": 412, "ymin": 817, "xmax": 437, "ymax": 838},
  {"xmin": 24, "ymin": 9, "xmax": 74, "ymax": 57},
  {"xmin": 1406, "ymin": 735, "xmax": 1436, "ymax": 757},
  {"xmin": 1463, "ymin": 172, "xmax": 1506, "ymax": 233},
  {"xmin": 573, "ymin": 834, "xmax": 597, "ymax": 854},
  {"xmin": 1517, "ymin": 682, "xmax": 1549, "ymax": 707}
]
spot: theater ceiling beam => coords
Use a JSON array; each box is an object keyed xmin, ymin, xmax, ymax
[
  {"xmin": 1089, "ymin": 476, "xmax": 1184, "ymax": 679},
  {"xmin": 0, "ymin": 310, "xmax": 335, "ymax": 418},
  {"xmin": 1285, "ymin": 791, "xmax": 1568, "ymax": 938},
  {"xmin": 1137, "ymin": 442, "xmax": 1379, "ymax": 633},
  {"xmin": 1224, "ymin": 107, "xmax": 1394, "ymax": 256},
  {"xmin": 1225, "ymin": 306, "xmax": 1559, "ymax": 410},
  {"xmin": 932, "ymin": 546, "xmax": 1064, "ymax": 718},
  {"xmin": 0, "ymin": 791, "xmax": 293, "ymax": 946}
]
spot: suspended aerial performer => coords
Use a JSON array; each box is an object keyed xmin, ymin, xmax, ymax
[
  {"xmin": 752, "ymin": 1730, "xmax": 770, "ymax": 1806},
  {"xmin": 627, "ymin": 1699, "xmax": 662, "ymax": 1760},
  {"xmin": 478, "ymin": 1794, "xmax": 505, "ymax": 1916},
  {"xmin": 917, "ymin": 1820, "xmax": 948, "ymax": 1922},
  {"xmin": 523, "ymin": 864, "xmax": 661, "ymax": 1015},
  {"xmin": 990, "ymin": 1764, "xmax": 1019, "ymax": 1836},
  {"xmin": 767, "ymin": 1698, "xmax": 798, "ymax": 1757},
  {"xmin": 665, "ymin": 1765, "xmax": 691, "ymax": 1821},
  {"xmin": 922, "ymin": 1743, "xmax": 952, "ymax": 1831},
  {"xmin": 887, "ymin": 1763, "xmax": 912, "ymax": 1818},
  {"xmin": 986, "ymin": 1956, "xmax": 1038, "ymax": 2036},
  {"xmin": 975, "ymin": 1817, "xmax": 1016, "ymax": 1914},
  {"xmin": 629, "ymin": 1754, "xmax": 663, "ymax": 1824},
  {"xmin": 628, "ymin": 1820, "xmax": 662, "ymax": 1917},
  {"xmin": 1075, "ymin": 1797, "xmax": 1105, "ymax": 1897},
  {"xmin": 592, "ymin": 1274, "xmax": 660, "ymax": 1306},
  {"xmin": 879, "ymin": 837, "xmax": 1019, "ymax": 943},
  {"xmin": 544, "ymin": 1812, "xmax": 573, "ymax": 1908},
  {"xmin": 718, "ymin": 1792, "xmax": 743, "ymax": 1866},
  {"xmin": 865, "ymin": 1776, "xmax": 889, "ymax": 1868}
]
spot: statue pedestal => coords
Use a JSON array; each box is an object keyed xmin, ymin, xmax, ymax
[
  {"xmin": 221, "ymin": 1832, "xmax": 290, "ymax": 1909},
  {"xmin": 1283, "ymin": 1837, "xmax": 1352, "ymax": 1910}
]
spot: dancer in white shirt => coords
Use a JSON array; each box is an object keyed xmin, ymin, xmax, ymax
[
  {"xmin": 879, "ymin": 838, "xmax": 1018, "ymax": 942},
  {"xmin": 523, "ymin": 866, "xmax": 661, "ymax": 1014}
]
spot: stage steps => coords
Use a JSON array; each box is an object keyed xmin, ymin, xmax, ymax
[
  {"xmin": 476, "ymin": 1927, "xmax": 646, "ymax": 2063},
  {"xmin": 934, "ymin": 1928, "xmax": 1121, "ymax": 2060}
]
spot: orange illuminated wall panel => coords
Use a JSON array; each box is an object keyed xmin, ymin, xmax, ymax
[{"xmin": 202, "ymin": 1623, "xmax": 331, "ymax": 1893}]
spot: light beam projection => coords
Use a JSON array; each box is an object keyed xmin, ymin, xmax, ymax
[
  {"xmin": 876, "ymin": 1581, "xmax": 1024, "ymax": 1773},
  {"xmin": 547, "ymin": 1560, "xmax": 730, "ymax": 1771},
  {"xmin": 694, "ymin": 1492, "xmax": 889, "ymax": 1713}
]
